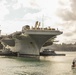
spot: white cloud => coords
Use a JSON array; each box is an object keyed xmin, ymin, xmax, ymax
[
  {"xmin": 0, "ymin": 0, "xmax": 9, "ymax": 20},
  {"xmin": 0, "ymin": 0, "xmax": 76, "ymax": 44}
]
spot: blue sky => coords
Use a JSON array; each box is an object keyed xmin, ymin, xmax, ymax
[{"xmin": 0, "ymin": 0, "xmax": 76, "ymax": 44}]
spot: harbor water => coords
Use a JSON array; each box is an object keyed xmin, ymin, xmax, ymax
[{"xmin": 0, "ymin": 51, "xmax": 76, "ymax": 75}]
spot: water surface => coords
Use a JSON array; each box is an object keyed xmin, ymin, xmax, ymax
[{"xmin": 0, "ymin": 51, "xmax": 76, "ymax": 75}]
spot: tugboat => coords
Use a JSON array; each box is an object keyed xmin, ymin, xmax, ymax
[{"xmin": 40, "ymin": 49, "xmax": 65, "ymax": 56}]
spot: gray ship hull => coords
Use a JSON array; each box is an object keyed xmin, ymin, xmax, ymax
[
  {"xmin": 1, "ymin": 21, "xmax": 62, "ymax": 57},
  {"xmin": 8, "ymin": 30, "xmax": 62, "ymax": 56}
]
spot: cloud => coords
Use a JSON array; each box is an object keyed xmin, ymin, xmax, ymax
[
  {"xmin": 54, "ymin": 0, "xmax": 76, "ymax": 44},
  {"xmin": 4, "ymin": 0, "xmax": 41, "ymax": 20},
  {"xmin": 2, "ymin": 0, "xmax": 60, "ymax": 22},
  {"xmin": 0, "ymin": 0, "xmax": 9, "ymax": 20},
  {"xmin": 4, "ymin": 7, "xmax": 41, "ymax": 20},
  {"xmin": 57, "ymin": 0, "xmax": 76, "ymax": 21},
  {"xmin": 0, "ymin": 0, "xmax": 76, "ymax": 44},
  {"xmin": 56, "ymin": 21, "xmax": 76, "ymax": 44}
]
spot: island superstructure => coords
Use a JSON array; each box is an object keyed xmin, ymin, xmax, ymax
[{"xmin": 0, "ymin": 21, "xmax": 62, "ymax": 56}]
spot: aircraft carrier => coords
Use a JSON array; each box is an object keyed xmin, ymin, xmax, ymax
[{"xmin": 0, "ymin": 21, "xmax": 62, "ymax": 57}]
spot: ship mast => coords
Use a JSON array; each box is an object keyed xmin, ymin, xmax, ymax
[
  {"xmin": 42, "ymin": 15, "xmax": 44, "ymax": 29},
  {"xmin": 0, "ymin": 25, "xmax": 1, "ymax": 37}
]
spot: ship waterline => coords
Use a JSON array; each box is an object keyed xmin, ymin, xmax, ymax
[{"xmin": 1, "ymin": 21, "xmax": 62, "ymax": 56}]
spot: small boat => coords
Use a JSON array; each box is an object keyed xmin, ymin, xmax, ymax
[
  {"xmin": 72, "ymin": 66, "xmax": 76, "ymax": 69},
  {"xmin": 72, "ymin": 58, "xmax": 76, "ymax": 69},
  {"xmin": 40, "ymin": 49, "xmax": 65, "ymax": 56}
]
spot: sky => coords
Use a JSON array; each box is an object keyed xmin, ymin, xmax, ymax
[{"xmin": 0, "ymin": 0, "xmax": 76, "ymax": 44}]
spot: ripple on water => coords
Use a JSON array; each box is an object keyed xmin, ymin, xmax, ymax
[{"xmin": 0, "ymin": 52, "xmax": 76, "ymax": 75}]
